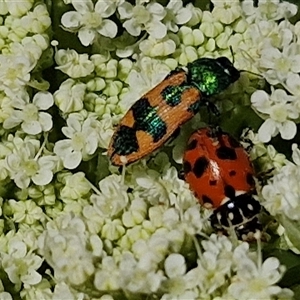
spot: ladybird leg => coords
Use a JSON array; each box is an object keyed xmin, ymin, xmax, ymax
[
  {"xmin": 178, "ymin": 169, "xmax": 185, "ymax": 180},
  {"xmin": 205, "ymin": 100, "xmax": 220, "ymax": 117},
  {"xmin": 208, "ymin": 125, "xmax": 224, "ymax": 137},
  {"xmin": 240, "ymin": 127, "xmax": 254, "ymax": 152},
  {"xmin": 203, "ymin": 99, "xmax": 220, "ymax": 124}
]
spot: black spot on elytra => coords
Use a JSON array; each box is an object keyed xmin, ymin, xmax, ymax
[
  {"xmin": 186, "ymin": 139, "xmax": 198, "ymax": 151},
  {"xmin": 183, "ymin": 161, "xmax": 192, "ymax": 174},
  {"xmin": 224, "ymin": 185, "xmax": 236, "ymax": 199},
  {"xmin": 246, "ymin": 173, "xmax": 255, "ymax": 186},
  {"xmin": 161, "ymin": 86, "xmax": 182, "ymax": 106},
  {"xmin": 112, "ymin": 125, "xmax": 139, "ymax": 155},
  {"xmin": 202, "ymin": 195, "xmax": 213, "ymax": 205},
  {"xmin": 209, "ymin": 180, "xmax": 217, "ymax": 186},
  {"xmin": 132, "ymin": 97, "xmax": 167, "ymax": 143},
  {"xmin": 193, "ymin": 156, "xmax": 209, "ymax": 178},
  {"xmin": 162, "ymin": 84, "xmax": 194, "ymax": 107},
  {"xmin": 216, "ymin": 146, "xmax": 237, "ymax": 160},
  {"xmin": 229, "ymin": 170, "xmax": 236, "ymax": 177}
]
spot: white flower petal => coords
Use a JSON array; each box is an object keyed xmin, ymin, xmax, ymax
[
  {"xmin": 67, "ymin": 116, "xmax": 82, "ymax": 132},
  {"xmin": 97, "ymin": 19, "xmax": 118, "ymax": 38},
  {"xmin": 3, "ymin": 112, "xmax": 22, "ymax": 129},
  {"xmin": 118, "ymin": 2, "xmax": 133, "ymax": 19},
  {"xmin": 14, "ymin": 171, "xmax": 30, "ymax": 189},
  {"xmin": 32, "ymin": 169, "xmax": 53, "ymax": 186},
  {"xmin": 286, "ymin": 73, "xmax": 300, "ymax": 95},
  {"xmin": 291, "ymin": 55, "xmax": 300, "ymax": 73},
  {"xmin": 258, "ymin": 119, "xmax": 277, "ymax": 142},
  {"xmin": 61, "ymin": 11, "xmax": 82, "ymax": 28},
  {"xmin": 279, "ymin": 120, "xmax": 297, "ymax": 140},
  {"xmin": 262, "ymin": 257, "xmax": 280, "ymax": 276},
  {"xmin": 292, "ymin": 144, "xmax": 300, "ymax": 166},
  {"xmin": 146, "ymin": 20, "xmax": 167, "ymax": 39},
  {"xmin": 251, "ymin": 90, "xmax": 271, "ymax": 114},
  {"xmin": 78, "ymin": 27, "xmax": 95, "ymax": 46},
  {"xmin": 123, "ymin": 19, "xmax": 140, "ymax": 36},
  {"xmin": 165, "ymin": 254, "xmax": 186, "ymax": 278},
  {"xmin": 54, "ymin": 140, "xmax": 73, "ymax": 156},
  {"xmin": 175, "ymin": 7, "xmax": 192, "ymax": 24},
  {"xmin": 85, "ymin": 132, "xmax": 98, "ymax": 154},
  {"xmin": 38, "ymin": 112, "xmax": 53, "ymax": 131},
  {"xmin": 73, "ymin": 0, "xmax": 93, "ymax": 13},
  {"xmin": 95, "ymin": 0, "xmax": 115, "ymax": 18},
  {"xmin": 22, "ymin": 120, "xmax": 42, "ymax": 135},
  {"xmin": 33, "ymin": 91, "xmax": 54, "ymax": 110},
  {"xmin": 148, "ymin": 3, "xmax": 166, "ymax": 20},
  {"xmin": 63, "ymin": 151, "xmax": 82, "ymax": 169}
]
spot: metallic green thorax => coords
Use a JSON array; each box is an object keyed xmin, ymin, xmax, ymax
[{"xmin": 187, "ymin": 57, "xmax": 240, "ymax": 97}]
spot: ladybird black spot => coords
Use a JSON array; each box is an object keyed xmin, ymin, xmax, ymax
[
  {"xmin": 209, "ymin": 180, "xmax": 217, "ymax": 186},
  {"xmin": 183, "ymin": 161, "xmax": 192, "ymax": 174},
  {"xmin": 224, "ymin": 184, "xmax": 236, "ymax": 199},
  {"xmin": 229, "ymin": 170, "xmax": 236, "ymax": 177},
  {"xmin": 193, "ymin": 156, "xmax": 209, "ymax": 178},
  {"xmin": 112, "ymin": 125, "xmax": 139, "ymax": 155},
  {"xmin": 216, "ymin": 146, "xmax": 237, "ymax": 160},
  {"xmin": 246, "ymin": 173, "xmax": 255, "ymax": 186},
  {"xmin": 186, "ymin": 139, "xmax": 198, "ymax": 151},
  {"xmin": 132, "ymin": 97, "xmax": 167, "ymax": 143},
  {"xmin": 202, "ymin": 195, "xmax": 213, "ymax": 205},
  {"xmin": 228, "ymin": 135, "xmax": 240, "ymax": 148},
  {"xmin": 161, "ymin": 85, "xmax": 187, "ymax": 107}
]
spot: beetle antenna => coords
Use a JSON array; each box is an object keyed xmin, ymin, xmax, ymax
[
  {"xmin": 237, "ymin": 49, "xmax": 264, "ymax": 78},
  {"xmin": 229, "ymin": 46, "xmax": 235, "ymax": 65}
]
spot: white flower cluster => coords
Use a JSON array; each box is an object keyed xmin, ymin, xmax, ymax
[
  {"xmin": 38, "ymin": 163, "xmax": 291, "ymax": 299},
  {"xmin": 0, "ymin": 0, "xmax": 298, "ymax": 299},
  {"xmin": 61, "ymin": 0, "xmax": 192, "ymax": 47},
  {"xmin": 261, "ymin": 144, "xmax": 300, "ymax": 220},
  {"xmin": 238, "ymin": 0, "xmax": 300, "ymax": 142},
  {"xmin": 243, "ymin": 129, "xmax": 300, "ymax": 255}
]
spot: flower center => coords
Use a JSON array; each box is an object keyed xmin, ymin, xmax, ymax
[
  {"xmin": 270, "ymin": 104, "xmax": 288, "ymax": 122},
  {"xmin": 71, "ymin": 132, "xmax": 85, "ymax": 151},
  {"xmin": 24, "ymin": 159, "xmax": 39, "ymax": 176},
  {"xmin": 7, "ymin": 67, "xmax": 19, "ymax": 81},
  {"xmin": 22, "ymin": 103, "xmax": 38, "ymax": 121},
  {"xmin": 275, "ymin": 57, "xmax": 291, "ymax": 73},
  {"xmin": 133, "ymin": 5, "xmax": 150, "ymax": 24},
  {"xmin": 82, "ymin": 12, "xmax": 102, "ymax": 28}
]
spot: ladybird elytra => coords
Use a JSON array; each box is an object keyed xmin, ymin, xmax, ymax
[
  {"xmin": 183, "ymin": 127, "xmax": 255, "ymax": 208},
  {"xmin": 183, "ymin": 127, "xmax": 262, "ymax": 237},
  {"xmin": 108, "ymin": 57, "xmax": 240, "ymax": 166}
]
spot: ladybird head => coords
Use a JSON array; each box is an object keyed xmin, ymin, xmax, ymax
[
  {"xmin": 210, "ymin": 193, "xmax": 262, "ymax": 239},
  {"xmin": 187, "ymin": 57, "xmax": 240, "ymax": 97}
]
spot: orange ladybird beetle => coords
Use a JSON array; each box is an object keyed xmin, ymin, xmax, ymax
[
  {"xmin": 183, "ymin": 126, "xmax": 261, "ymax": 237},
  {"xmin": 108, "ymin": 57, "xmax": 240, "ymax": 166}
]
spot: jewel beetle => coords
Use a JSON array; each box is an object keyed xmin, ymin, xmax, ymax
[
  {"xmin": 108, "ymin": 57, "xmax": 240, "ymax": 166},
  {"xmin": 183, "ymin": 127, "xmax": 261, "ymax": 238}
]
